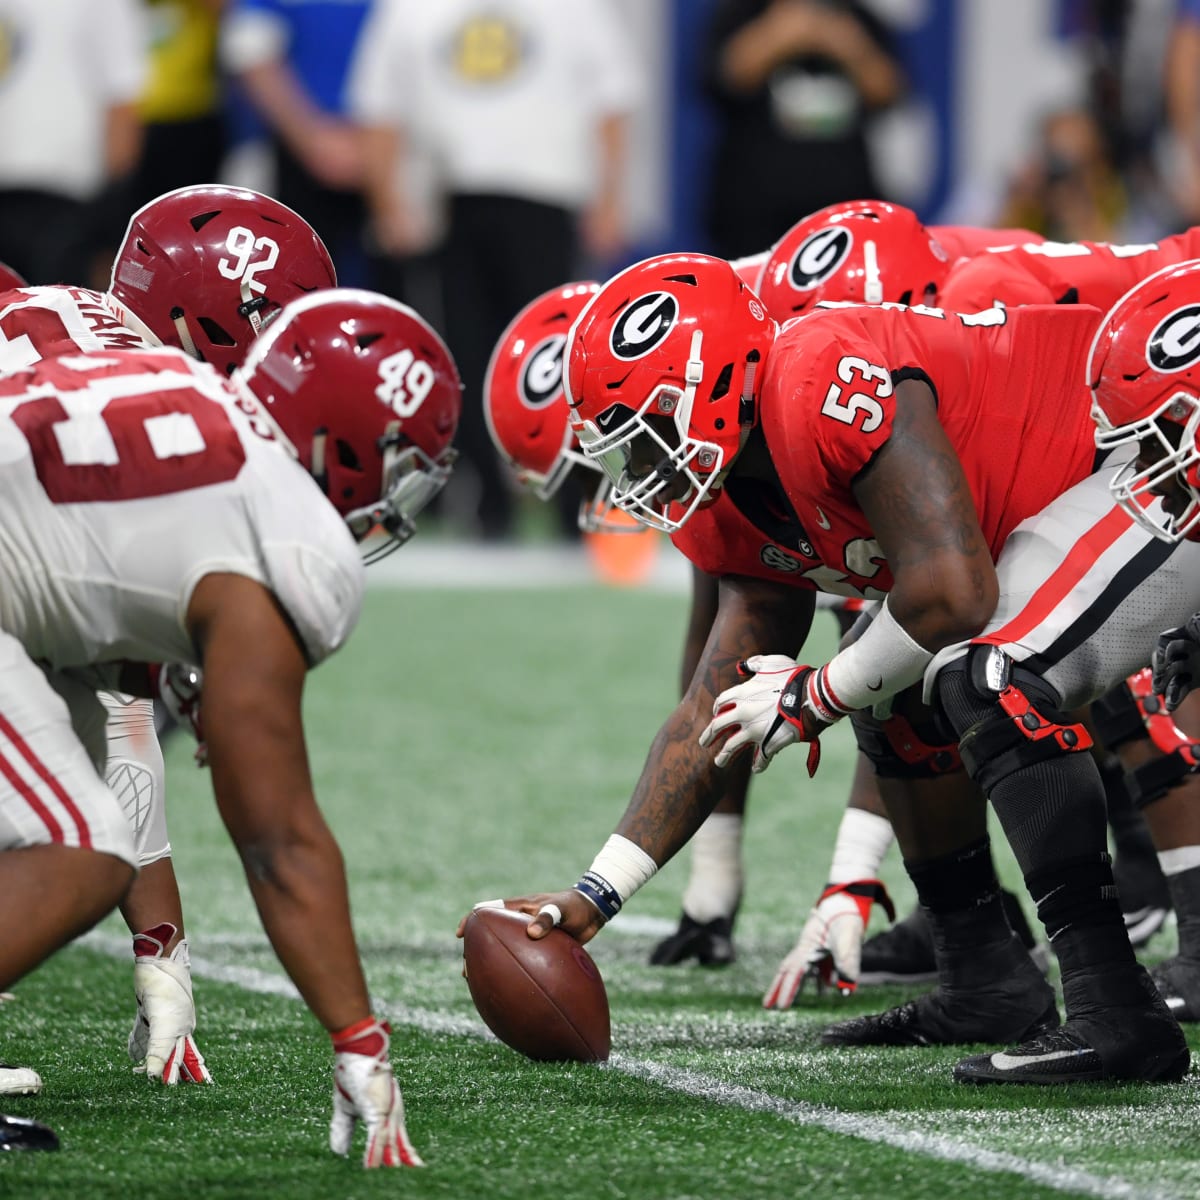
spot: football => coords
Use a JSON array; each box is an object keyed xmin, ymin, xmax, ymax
[{"xmin": 461, "ymin": 906, "xmax": 610, "ymax": 1062}]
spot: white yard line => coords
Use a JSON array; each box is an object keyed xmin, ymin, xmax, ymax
[{"xmin": 83, "ymin": 930, "xmax": 1181, "ymax": 1200}]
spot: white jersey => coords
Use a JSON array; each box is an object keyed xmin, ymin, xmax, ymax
[
  {"xmin": 0, "ymin": 285, "xmax": 152, "ymax": 372},
  {"xmin": 0, "ymin": 345, "xmax": 364, "ymax": 673}
]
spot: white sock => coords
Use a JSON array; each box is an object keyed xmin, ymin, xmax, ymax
[
  {"xmin": 681, "ymin": 813, "xmax": 744, "ymax": 923},
  {"xmin": 1159, "ymin": 845, "xmax": 1200, "ymax": 876},
  {"xmin": 828, "ymin": 808, "xmax": 895, "ymax": 884}
]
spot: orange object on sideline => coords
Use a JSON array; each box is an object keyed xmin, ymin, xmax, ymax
[{"xmin": 584, "ymin": 508, "xmax": 661, "ymax": 586}]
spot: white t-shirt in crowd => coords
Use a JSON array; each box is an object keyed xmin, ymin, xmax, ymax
[
  {"xmin": 346, "ymin": 0, "xmax": 643, "ymax": 210},
  {"xmin": 0, "ymin": 0, "xmax": 146, "ymax": 199}
]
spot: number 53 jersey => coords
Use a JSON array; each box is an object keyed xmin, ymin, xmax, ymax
[
  {"xmin": 730, "ymin": 302, "xmax": 1103, "ymax": 599},
  {"xmin": 0, "ymin": 346, "xmax": 364, "ymax": 672}
]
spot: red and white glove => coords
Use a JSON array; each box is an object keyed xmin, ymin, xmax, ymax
[
  {"xmin": 129, "ymin": 924, "xmax": 213, "ymax": 1084},
  {"xmin": 699, "ymin": 654, "xmax": 838, "ymax": 775},
  {"xmin": 762, "ymin": 880, "xmax": 895, "ymax": 1009},
  {"xmin": 331, "ymin": 1017, "xmax": 424, "ymax": 1168},
  {"xmin": 154, "ymin": 662, "xmax": 207, "ymax": 766}
]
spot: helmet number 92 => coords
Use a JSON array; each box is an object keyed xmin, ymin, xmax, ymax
[
  {"xmin": 218, "ymin": 226, "xmax": 280, "ymax": 296},
  {"xmin": 377, "ymin": 349, "xmax": 434, "ymax": 418},
  {"xmin": 820, "ymin": 355, "xmax": 890, "ymax": 434}
]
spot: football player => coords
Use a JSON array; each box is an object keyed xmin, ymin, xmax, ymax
[
  {"xmin": 749, "ymin": 205, "xmax": 1200, "ymax": 1014},
  {"xmin": 0, "ymin": 184, "xmax": 336, "ymax": 1092},
  {"xmin": 1088, "ymin": 257, "xmax": 1200, "ymax": 1027},
  {"xmin": 0, "ymin": 287, "xmax": 458, "ymax": 1162},
  {"xmin": 471, "ymin": 252, "xmax": 1198, "ymax": 1085}
]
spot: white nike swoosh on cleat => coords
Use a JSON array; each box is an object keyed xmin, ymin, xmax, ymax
[
  {"xmin": 990, "ymin": 1048, "xmax": 1091, "ymax": 1069},
  {"xmin": 1166, "ymin": 997, "xmax": 1185, "ymax": 1011}
]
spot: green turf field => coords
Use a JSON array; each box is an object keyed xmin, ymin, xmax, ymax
[{"xmin": 3, "ymin": 555, "xmax": 1198, "ymax": 1199}]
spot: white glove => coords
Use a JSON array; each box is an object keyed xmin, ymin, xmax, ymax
[
  {"xmin": 699, "ymin": 654, "xmax": 829, "ymax": 775},
  {"xmin": 762, "ymin": 880, "xmax": 894, "ymax": 1010},
  {"xmin": 331, "ymin": 1018, "xmax": 423, "ymax": 1168},
  {"xmin": 129, "ymin": 931, "xmax": 213, "ymax": 1084}
]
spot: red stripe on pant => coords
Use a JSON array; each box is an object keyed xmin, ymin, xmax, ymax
[
  {"xmin": 0, "ymin": 711, "xmax": 92, "ymax": 849},
  {"xmin": 975, "ymin": 504, "xmax": 1133, "ymax": 650}
]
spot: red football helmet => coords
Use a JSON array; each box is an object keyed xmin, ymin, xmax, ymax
[
  {"xmin": 757, "ymin": 200, "xmax": 951, "ymax": 321},
  {"xmin": 236, "ymin": 288, "xmax": 461, "ymax": 557},
  {"xmin": 0, "ymin": 260, "xmax": 28, "ymax": 291},
  {"xmin": 565, "ymin": 253, "xmax": 775, "ymax": 533},
  {"xmin": 109, "ymin": 185, "xmax": 337, "ymax": 377},
  {"xmin": 1089, "ymin": 259, "xmax": 1200, "ymax": 542}
]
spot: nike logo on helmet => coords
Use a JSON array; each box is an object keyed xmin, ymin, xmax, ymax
[{"xmin": 815, "ymin": 506, "xmax": 831, "ymax": 529}]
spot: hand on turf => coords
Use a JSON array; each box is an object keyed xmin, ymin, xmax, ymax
[
  {"xmin": 330, "ymin": 1018, "xmax": 423, "ymax": 1168},
  {"xmin": 762, "ymin": 880, "xmax": 895, "ymax": 1009},
  {"xmin": 1152, "ymin": 614, "xmax": 1200, "ymax": 712},
  {"xmin": 699, "ymin": 655, "xmax": 829, "ymax": 775},
  {"xmin": 129, "ymin": 934, "xmax": 213, "ymax": 1084},
  {"xmin": 457, "ymin": 892, "xmax": 605, "ymax": 945}
]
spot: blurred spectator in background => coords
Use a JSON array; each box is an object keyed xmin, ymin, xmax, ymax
[
  {"xmin": 700, "ymin": 0, "xmax": 905, "ymax": 260},
  {"xmin": 128, "ymin": 1, "xmax": 228, "ymax": 211},
  {"xmin": 0, "ymin": 0, "xmax": 145, "ymax": 287},
  {"xmin": 1165, "ymin": 0, "xmax": 1200, "ymax": 226},
  {"xmin": 348, "ymin": 0, "xmax": 642, "ymax": 542},
  {"xmin": 221, "ymin": 0, "xmax": 372, "ymax": 286},
  {"xmin": 998, "ymin": 105, "xmax": 1128, "ymax": 243}
]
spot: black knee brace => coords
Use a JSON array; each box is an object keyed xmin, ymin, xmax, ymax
[
  {"xmin": 851, "ymin": 708, "xmax": 961, "ymax": 779},
  {"xmin": 1122, "ymin": 667, "xmax": 1200, "ymax": 808},
  {"xmin": 940, "ymin": 646, "xmax": 1093, "ymax": 794},
  {"xmin": 1091, "ymin": 680, "xmax": 1149, "ymax": 751}
]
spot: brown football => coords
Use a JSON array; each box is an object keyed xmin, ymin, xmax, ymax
[{"xmin": 461, "ymin": 906, "xmax": 610, "ymax": 1062}]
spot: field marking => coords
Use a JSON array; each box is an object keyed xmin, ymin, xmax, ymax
[{"xmin": 83, "ymin": 930, "xmax": 1182, "ymax": 1200}]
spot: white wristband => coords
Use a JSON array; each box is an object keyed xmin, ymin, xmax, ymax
[
  {"xmin": 587, "ymin": 834, "xmax": 658, "ymax": 906},
  {"xmin": 820, "ymin": 599, "xmax": 933, "ymax": 714}
]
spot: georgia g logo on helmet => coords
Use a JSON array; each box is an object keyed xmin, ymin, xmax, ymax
[
  {"xmin": 519, "ymin": 334, "xmax": 567, "ymax": 408},
  {"xmin": 1148, "ymin": 305, "xmax": 1200, "ymax": 372},
  {"xmin": 789, "ymin": 227, "xmax": 853, "ymax": 291},
  {"xmin": 610, "ymin": 292, "xmax": 678, "ymax": 359}
]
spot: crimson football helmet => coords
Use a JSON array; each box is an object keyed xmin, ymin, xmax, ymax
[
  {"xmin": 109, "ymin": 185, "xmax": 337, "ymax": 377},
  {"xmin": 236, "ymin": 288, "xmax": 461, "ymax": 557},
  {"xmin": 757, "ymin": 200, "xmax": 951, "ymax": 320},
  {"xmin": 1089, "ymin": 259, "xmax": 1200, "ymax": 542},
  {"xmin": 0, "ymin": 260, "xmax": 28, "ymax": 291},
  {"xmin": 484, "ymin": 280, "xmax": 633, "ymax": 534},
  {"xmin": 565, "ymin": 253, "xmax": 775, "ymax": 533}
]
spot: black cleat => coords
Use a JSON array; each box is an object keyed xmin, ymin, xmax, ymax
[
  {"xmin": 820, "ymin": 912, "xmax": 1056, "ymax": 1046},
  {"xmin": 0, "ymin": 1114, "xmax": 58, "ymax": 1152},
  {"xmin": 1151, "ymin": 955, "xmax": 1200, "ymax": 1022},
  {"xmin": 955, "ymin": 977, "xmax": 1190, "ymax": 1086},
  {"xmin": 649, "ymin": 913, "xmax": 735, "ymax": 967},
  {"xmin": 858, "ymin": 889, "xmax": 1048, "ymax": 985},
  {"xmin": 1112, "ymin": 846, "xmax": 1171, "ymax": 948},
  {"xmin": 821, "ymin": 985, "xmax": 1059, "ymax": 1047}
]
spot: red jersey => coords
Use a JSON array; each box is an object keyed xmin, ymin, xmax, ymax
[
  {"xmin": 671, "ymin": 302, "xmax": 1101, "ymax": 600},
  {"xmin": 931, "ymin": 226, "xmax": 1043, "ymax": 262},
  {"xmin": 938, "ymin": 229, "xmax": 1200, "ymax": 313}
]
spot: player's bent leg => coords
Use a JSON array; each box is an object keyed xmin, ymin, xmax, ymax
[
  {"xmin": 0, "ymin": 844, "xmax": 134, "ymax": 988},
  {"xmin": 650, "ymin": 766, "xmax": 748, "ymax": 967},
  {"xmin": 936, "ymin": 650, "xmax": 1188, "ymax": 1084},
  {"xmin": 821, "ymin": 769, "xmax": 1058, "ymax": 1047}
]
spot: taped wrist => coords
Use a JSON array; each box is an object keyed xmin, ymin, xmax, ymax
[{"xmin": 575, "ymin": 834, "xmax": 658, "ymax": 921}]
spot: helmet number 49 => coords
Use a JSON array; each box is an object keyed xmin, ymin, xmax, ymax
[
  {"xmin": 377, "ymin": 349, "xmax": 435, "ymax": 418},
  {"xmin": 218, "ymin": 226, "xmax": 280, "ymax": 297}
]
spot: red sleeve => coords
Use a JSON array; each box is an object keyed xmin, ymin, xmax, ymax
[{"xmin": 939, "ymin": 255, "xmax": 1058, "ymax": 311}]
